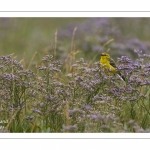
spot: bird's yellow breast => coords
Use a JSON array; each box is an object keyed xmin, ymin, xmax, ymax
[{"xmin": 100, "ymin": 56, "xmax": 116, "ymax": 73}]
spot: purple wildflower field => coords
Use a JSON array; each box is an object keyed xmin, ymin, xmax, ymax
[{"xmin": 0, "ymin": 18, "xmax": 150, "ymax": 132}]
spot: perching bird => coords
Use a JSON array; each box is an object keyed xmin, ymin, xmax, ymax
[{"xmin": 100, "ymin": 52, "xmax": 125, "ymax": 81}]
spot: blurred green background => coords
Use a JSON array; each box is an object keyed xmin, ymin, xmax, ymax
[{"xmin": 0, "ymin": 18, "xmax": 150, "ymax": 64}]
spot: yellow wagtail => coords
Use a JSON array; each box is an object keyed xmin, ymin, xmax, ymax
[{"xmin": 100, "ymin": 52, "xmax": 125, "ymax": 81}]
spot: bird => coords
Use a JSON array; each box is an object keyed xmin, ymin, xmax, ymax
[{"xmin": 100, "ymin": 52, "xmax": 125, "ymax": 81}]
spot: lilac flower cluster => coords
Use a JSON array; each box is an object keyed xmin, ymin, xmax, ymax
[{"xmin": 0, "ymin": 55, "xmax": 36, "ymax": 132}]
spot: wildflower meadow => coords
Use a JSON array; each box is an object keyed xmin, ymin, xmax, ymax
[{"xmin": 0, "ymin": 18, "xmax": 150, "ymax": 132}]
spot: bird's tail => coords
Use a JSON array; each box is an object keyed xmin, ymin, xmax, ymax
[{"xmin": 118, "ymin": 72, "xmax": 125, "ymax": 81}]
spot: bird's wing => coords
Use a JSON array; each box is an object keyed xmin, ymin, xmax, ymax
[
  {"xmin": 108, "ymin": 57, "xmax": 117, "ymax": 69},
  {"xmin": 109, "ymin": 57, "xmax": 125, "ymax": 81}
]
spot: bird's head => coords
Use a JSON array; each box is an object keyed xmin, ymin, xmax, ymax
[{"xmin": 101, "ymin": 52, "xmax": 110, "ymax": 59}]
